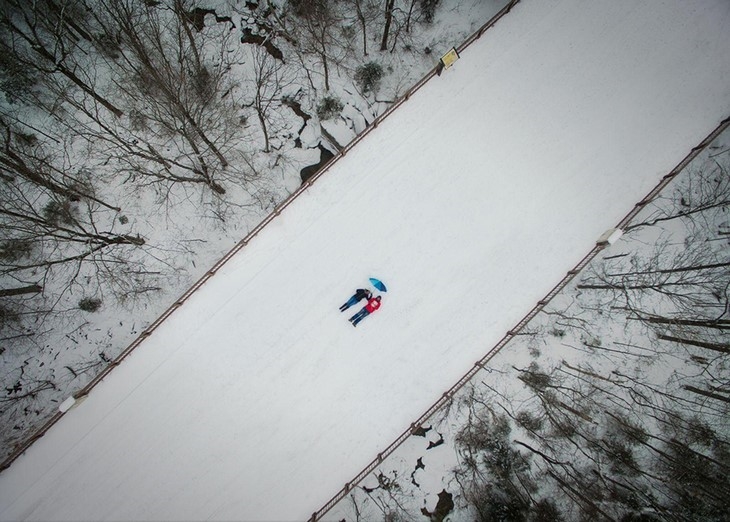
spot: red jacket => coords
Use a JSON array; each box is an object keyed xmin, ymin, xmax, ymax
[{"xmin": 365, "ymin": 297, "xmax": 381, "ymax": 313}]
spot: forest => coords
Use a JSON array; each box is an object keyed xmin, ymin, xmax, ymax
[
  {"xmin": 328, "ymin": 139, "xmax": 730, "ymax": 521},
  {"xmin": 3, "ymin": 1, "xmax": 727, "ymax": 519},
  {"xmin": 0, "ymin": 0, "xmax": 497, "ymax": 461}
]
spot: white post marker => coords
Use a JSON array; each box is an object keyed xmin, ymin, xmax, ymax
[
  {"xmin": 58, "ymin": 396, "xmax": 76, "ymax": 413},
  {"xmin": 597, "ymin": 228, "xmax": 624, "ymax": 246},
  {"xmin": 58, "ymin": 395, "xmax": 87, "ymax": 413}
]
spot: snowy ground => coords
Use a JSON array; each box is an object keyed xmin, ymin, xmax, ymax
[
  {"xmin": 0, "ymin": 0, "xmax": 504, "ymax": 459},
  {"xmin": 323, "ymin": 127, "xmax": 730, "ymax": 520},
  {"xmin": 1, "ymin": 0, "xmax": 729, "ymax": 520}
]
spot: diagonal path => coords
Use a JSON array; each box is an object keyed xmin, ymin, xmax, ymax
[{"xmin": 1, "ymin": 0, "xmax": 730, "ymax": 520}]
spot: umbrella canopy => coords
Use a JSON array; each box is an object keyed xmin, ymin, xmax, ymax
[{"xmin": 369, "ymin": 277, "xmax": 387, "ymax": 292}]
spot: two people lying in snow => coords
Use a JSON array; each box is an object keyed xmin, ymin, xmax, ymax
[{"xmin": 339, "ymin": 289, "xmax": 382, "ymax": 327}]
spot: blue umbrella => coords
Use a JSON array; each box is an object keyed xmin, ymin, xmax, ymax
[{"xmin": 369, "ymin": 277, "xmax": 387, "ymax": 292}]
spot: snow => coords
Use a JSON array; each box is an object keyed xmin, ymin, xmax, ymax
[
  {"xmin": 2, "ymin": 0, "xmax": 730, "ymax": 520},
  {"xmin": 324, "ymin": 123, "xmax": 730, "ymax": 519}
]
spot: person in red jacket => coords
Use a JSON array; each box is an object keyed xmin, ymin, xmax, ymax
[{"xmin": 349, "ymin": 295, "xmax": 382, "ymax": 327}]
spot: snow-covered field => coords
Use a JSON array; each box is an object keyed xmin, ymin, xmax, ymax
[
  {"xmin": 1, "ymin": 0, "xmax": 729, "ymax": 520},
  {"xmin": 323, "ymin": 126, "xmax": 730, "ymax": 520}
]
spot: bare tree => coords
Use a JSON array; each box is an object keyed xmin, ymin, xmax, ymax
[
  {"xmin": 93, "ymin": 0, "xmax": 256, "ymax": 196},
  {"xmin": 445, "ymin": 153, "xmax": 730, "ymax": 521},
  {"xmin": 286, "ymin": 0, "xmax": 345, "ymax": 91},
  {"xmin": 0, "ymin": 117, "xmax": 119, "ymax": 211},
  {"xmin": 380, "ymin": 0, "xmax": 423, "ymax": 53},
  {"xmin": 348, "ymin": 0, "xmax": 379, "ymax": 56},
  {"xmin": 380, "ymin": 0, "xmax": 396, "ymax": 51},
  {"xmin": 573, "ymin": 155, "xmax": 730, "ymax": 371},
  {"xmin": 0, "ymin": 0, "xmax": 123, "ymax": 116},
  {"xmin": 243, "ymin": 43, "xmax": 297, "ymax": 153},
  {"xmin": 624, "ymin": 160, "xmax": 730, "ymax": 236},
  {"xmin": 0, "ymin": 118, "xmax": 150, "ymax": 335}
]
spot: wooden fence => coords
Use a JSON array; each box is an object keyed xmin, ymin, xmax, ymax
[
  {"xmin": 306, "ymin": 113, "xmax": 730, "ymax": 521},
  {"xmin": 0, "ymin": 0, "xmax": 522, "ymax": 475}
]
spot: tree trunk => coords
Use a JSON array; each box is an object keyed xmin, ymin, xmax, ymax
[
  {"xmin": 0, "ymin": 284, "xmax": 43, "ymax": 297},
  {"xmin": 607, "ymin": 261, "xmax": 730, "ymax": 277},
  {"xmin": 257, "ymin": 110, "xmax": 270, "ymax": 153},
  {"xmin": 380, "ymin": 0, "xmax": 395, "ymax": 51},
  {"xmin": 43, "ymin": 0, "xmax": 94, "ymax": 41},
  {"xmin": 630, "ymin": 315, "xmax": 730, "ymax": 330},
  {"xmin": 0, "ymin": 145, "xmax": 121, "ymax": 212},
  {"xmin": 657, "ymin": 333, "xmax": 730, "ymax": 354},
  {"xmin": 7, "ymin": 18, "xmax": 123, "ymax": 117},
  {"xmin": 174, "ymin": 0, "xmax": 203, "ymax": 72},
  {"xmin": 405, "ymin": 0, "xmax": 417, "ymax": 32},
  {"xmin": 684, "ymin": 385, "xmax": 730, "ymax": 404},
  {"xmin": 354, "ymin": 0, "xmax": 368, "ymax": 55}
]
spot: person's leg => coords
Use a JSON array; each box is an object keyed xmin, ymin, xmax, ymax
[
  {"xmin": 352, "ymin": 311, "xmax": 370, "ymax": 326},
  {"xmin": 349, "ymin": 309, "xmax": 365, "ymax": 323},
  {"xmin": 340, "ymin": 296, "xmax": 357, "ymax": 311}
]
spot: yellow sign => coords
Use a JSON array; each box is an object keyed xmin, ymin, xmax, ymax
[{"xmin": 440, "ymin": 48, "xmax": 460, "ymax": 69}]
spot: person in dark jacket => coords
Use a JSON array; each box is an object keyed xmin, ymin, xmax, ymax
[
  {"xmin": 339, "ymin": 288, "xmax": 372, "ymax": 312},
  {"xmin": 349, "ymin": 295, "xmax": 381, "ymax": 327}
]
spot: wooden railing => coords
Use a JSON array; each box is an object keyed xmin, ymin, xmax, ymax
[
  {"xmin": 0, "ymin": 0, "xmax": 522, "ymax": 475},
  {"xmin": 306, "ymin": 113, "xmax": 730, "ymax": 521}
]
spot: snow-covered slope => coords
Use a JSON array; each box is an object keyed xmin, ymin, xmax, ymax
[{"xmin": 1, "ymin": 0, "xmax": 729, "ymax": 520}]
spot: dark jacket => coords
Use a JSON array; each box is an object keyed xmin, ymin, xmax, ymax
[{"xmin": 354, "ymin": 288, "xmax": 371, "ymax": 301}]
